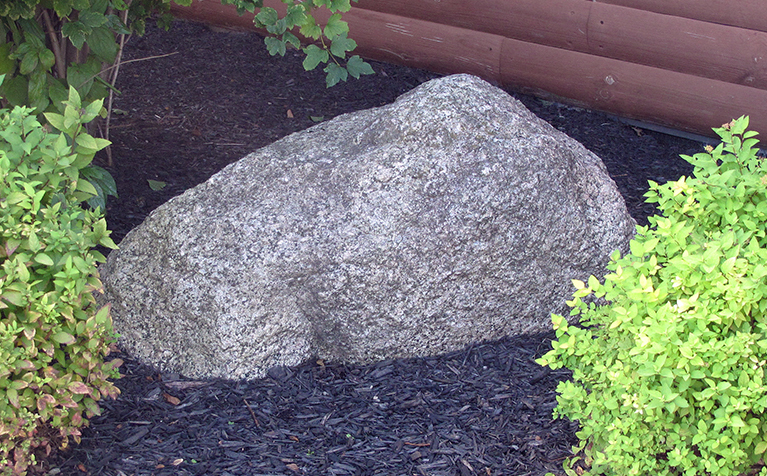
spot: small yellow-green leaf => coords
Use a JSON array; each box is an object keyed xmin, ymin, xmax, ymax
[
  {"xmin": 99, "ymin": 235, "xmax": 117, "ymax": 249},
  {"xmin": 76, "ymin": 133, "xmax": 99, "ymax": 150},
  {"xmin": 17, "ymin": 262, "xmax": 30, "ymax": 282},
  {"xmin": 1, "ymin": 290, "xmax": 24, "ymax": 307},
  {"xmin": 720, "ymin": 256, "xmax": 737, "ymax": 274},
  {"xmin": 43, "ymin": 112, "xmax": 66, "ymax": 132},
  {"xmin": 9, "ymin": 380, "xmax": 28, "ymax": 390},
  {"xmin": 27, "ymin": 232, "xmax": 40, "ymax": 252},
  {"xmin": 52, "ymin": 331, "xmax": 75, "ymax": 345},
  {"xmin": 7, "ymin": 388, "xmax": 19, "ymax": 409},
  {"xmin": 76, "ymin": 179, "xmax": 98, "ymax": 196},
  {"xmin": 93, "ymin": 305, "xmax": 111, "ymax": 326},
  {"xmin": 33, "ymin": 253, "xmax": 54, "ymax": 266}
]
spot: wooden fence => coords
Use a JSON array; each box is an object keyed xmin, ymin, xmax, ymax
[{"xmin": 171, "ymin": 0, "xmax": 767, "ymax": 141}]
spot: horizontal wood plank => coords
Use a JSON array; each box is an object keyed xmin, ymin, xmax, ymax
[
  {"xmin": 500, "ymin": 37, "xmax": 767, "ymax": 138},
  {"xmin": 587, "ymin": 3, "xmax": 767, "ymax": 90},
  {"xmin": 356, "ymin": 0, "xmax": 767, "ymax": 90},
  {"xmin": 356, "ymin": 0, "xmax": 591, "ymax": 51},
  {"xmin": 595, "ymin": 0, "xmax": 767, "ymax": 33}
]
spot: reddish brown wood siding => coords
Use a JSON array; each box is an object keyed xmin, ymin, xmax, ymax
[{"xmin": 171, "ymin": 0, "xmax": 767, "ymax": 141}]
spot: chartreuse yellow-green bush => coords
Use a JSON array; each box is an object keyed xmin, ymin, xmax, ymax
[
  {"xmin": 538, "ymin": 116, "xmax": 767, "ymax": 476},
  {"xmin": 0, "ymin": 76, "xmax": 120, "ymax": 475}
]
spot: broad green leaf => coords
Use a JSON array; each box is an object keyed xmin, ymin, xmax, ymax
[
  {"xmin": 264, "ymin": 37, "xmax": 287, "ymax": 57},
  {"xmin": 48, "ymin": 79, "xmax": 69, "ymax": 110},
  {"xmin": 255, "ymin": 7, "xmax": 279, "ymax": 26},
  {"xmin": 329, "ymin": 0, "xmax": 352, "ymax": 12},
  {"xmin": 73, "ymin": 0, "xmax": 91, "ymax": 10},
  {"xmin": 299, "ymin": 16, "xmax": 322, "ymax": 40},
  {"xmin": 104, "ymin": 13, "xmax": 131, "ymax": 36},
  {"xmin": 346, "ymin": 55, "xmax": 374, "ymax": 78},
  {"xmin": 61, "ymin": 21, "xmax": 91, "ymax": 50},
  {"xmin": 323, "ymin": 13, "xmax": 348, "ymax": 40},
  {"xmin": 720, "ymin": 256, "xmax": 737, "ymax": 274},
  {"xmin": 19, "ymin": 51, "xmax": 38, "ymax": 75},
  {"xmin": 329, "ymin": 33, "xmax": 356, "ymax": 58},
  {"xmin": 91, "ymin": 0, "xmax": 110, "ymax": 14},
  {"xmin": 81, "ymin": 166, "xmax": 117, "ymax": 198},
  {"xmin": 38, "ymin": 48, "xmax": 56, "ymax": 71},
  {"xmin": 28, "ymin": 70, "xmax": 49, "ymax": 112},
  {"xmin": 0, "ymin": 74, "xmax": 28, "ymax": 106},
  {"xmin": 282, "ymin": 31, "xmax": 301, "ymax": 50},
  {"xmin": 284, "ymin": 5, "xmax": 308, "ymax": 27},
  {"xmin": 66, "ymin": 57, "xmax": 101, "ymax": 96},
  {"xmin": 52, "ymin": 1, "xmax": 74, "ymax": 17},
  {"xmin": 0, "ymin": 44, "xmax": 15, "ymax": 75},
  {"xmin": 88, "ymin": 27, "xmax": 119, "ymax": 63},
  {"xmin": 324, "ymin": 62, "xmax": 348, "ymax": 87},
  {"xmin": 78, "ymin": 11, "xmax": 108, "ymax": 28},
  {"xmin": 302, "ymin": 44, "xmax": 329, "ymax": 70},
  {"xmin": 266, "ymin": 18, "xmax": 288, "ymax": 35}
]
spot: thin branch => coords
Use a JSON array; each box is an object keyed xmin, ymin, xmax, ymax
[
  {"xmin": 104, "ymin": 6, "xmax": 133, "ymax": 166},
  {"xmin": 73, "ymin": 52, "xmax": 178, "ymax": 92},
  {"xmin": 40, "ymin": 9, "xmax": 66, "ymax": 79},
  {"xmin": 99, "ymin": 52, "xmax": 180, "ymax": 81}
]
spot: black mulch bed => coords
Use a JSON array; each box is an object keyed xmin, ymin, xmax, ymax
[
  {"xmin": 45, "ymin": 19, "xmax": 709, "ymax": 476},
  {"xmin": 52, "ymin": 335, "xmax": 573, "ymax": 476}
]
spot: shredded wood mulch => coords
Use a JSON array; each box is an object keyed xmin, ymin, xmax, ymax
[
  {"xmin": 52, "ymin": 334, "xmax": 574, "ymax": 476},
  {"xmin": 45, "ymin": 19, "xmax": 706, "ymax": 476}
]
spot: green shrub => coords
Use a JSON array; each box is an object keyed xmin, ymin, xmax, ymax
[
  {"xmin": 537, "ymin": 116, "xmax": 767, "ymax": 476},
  {"xmin": 0, "ymin": 77, "xmax": 120, "ymax": 476}
]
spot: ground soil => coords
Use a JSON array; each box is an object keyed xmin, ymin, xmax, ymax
[{"xmin": 46, "ymin": 19, "xmax": 707, "ymax": 476}]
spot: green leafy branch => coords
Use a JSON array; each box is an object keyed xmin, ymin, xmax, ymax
[
  {"xmin": 0, "ymin": 75, "xmax": 119, "ymax": 475},
  {"xmin": 254, "ymin": 0, "xmax": 374, "ymax": 87},
  {"xmin": 538, "ymin": 116, "xmax": 767, "ymax": 476}
]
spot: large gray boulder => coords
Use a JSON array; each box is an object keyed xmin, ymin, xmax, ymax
[{"xmin": 102, "ymin": 74, "xmax": 636, "ymax": 380}]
